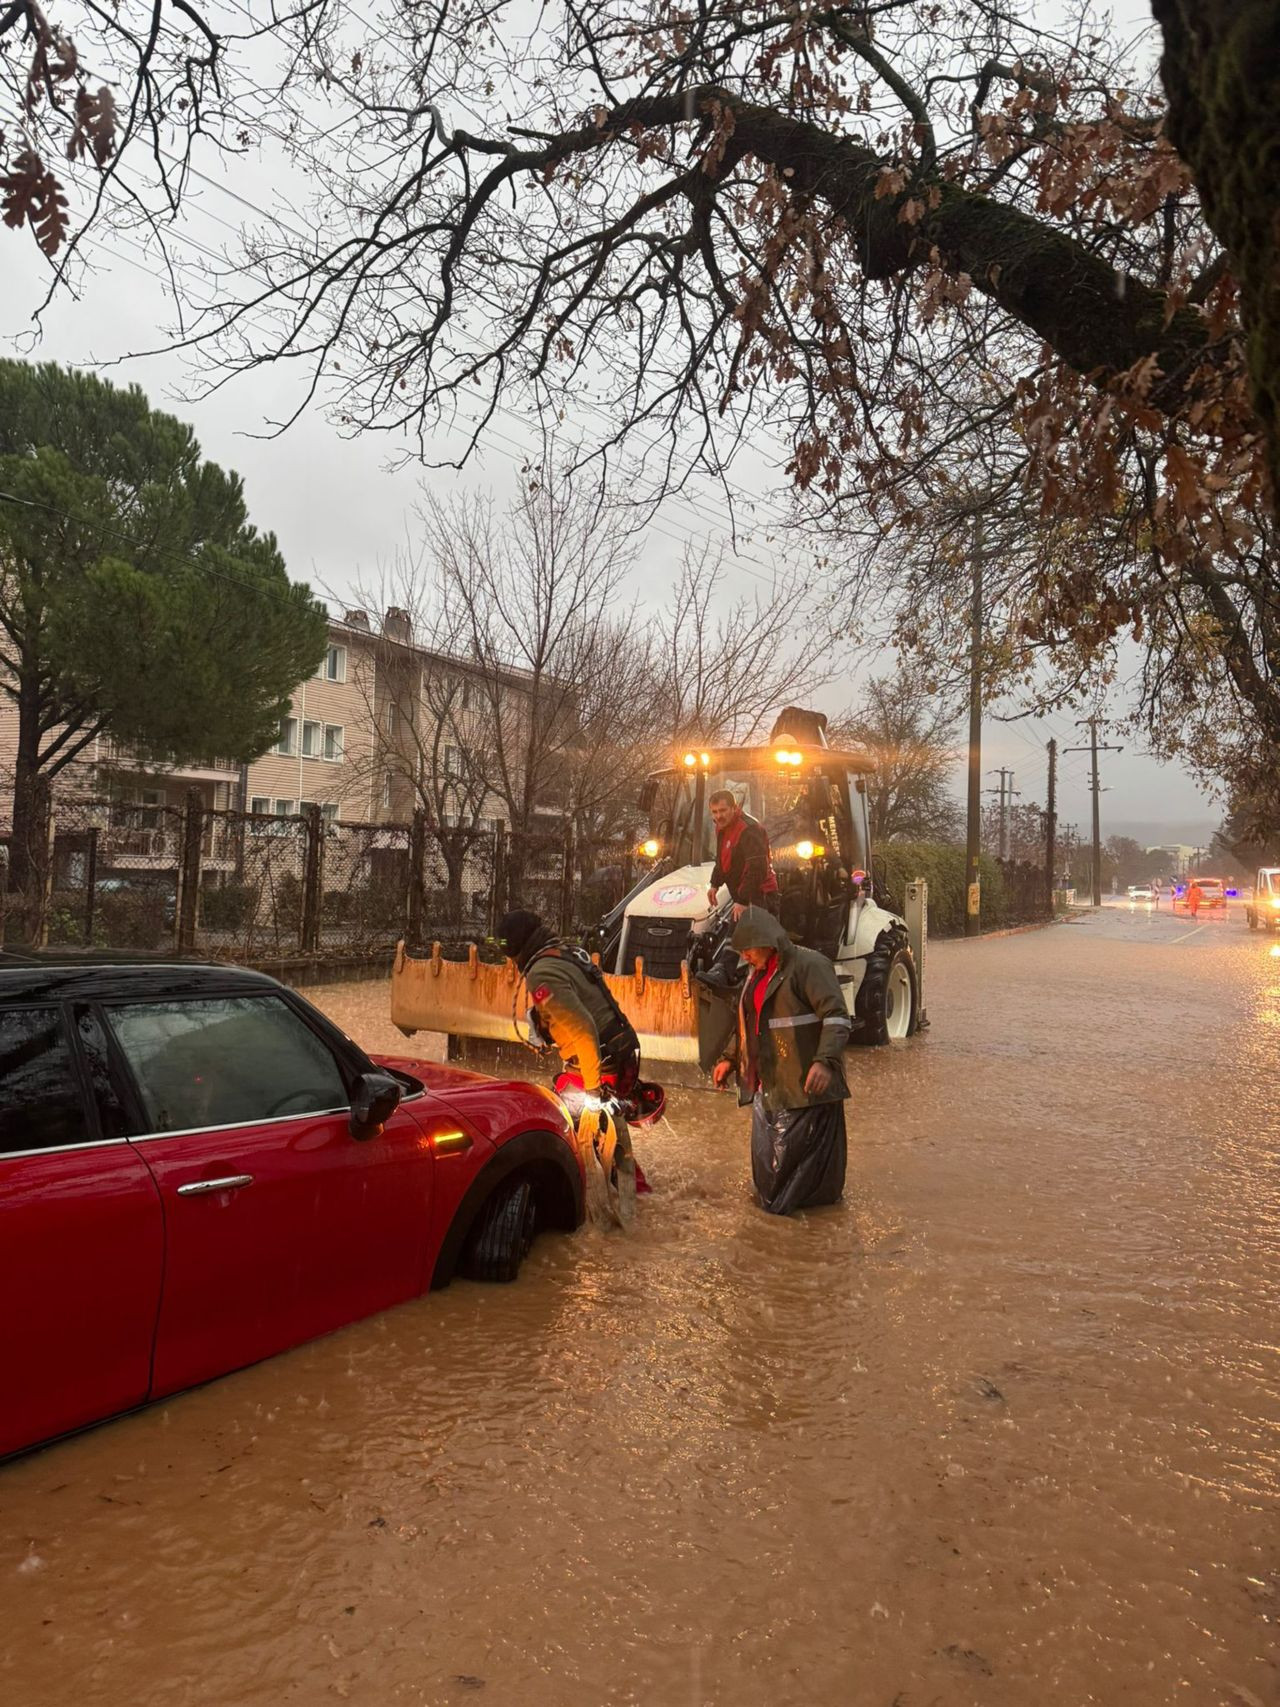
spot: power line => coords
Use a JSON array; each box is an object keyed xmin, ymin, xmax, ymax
[
  {"xmin": 45, "ymin": 61, "xmax": 805, "ymax": 576},
  {"xmin": 16, "ymin": 175, "xmax": 796, "ymax": 589}
]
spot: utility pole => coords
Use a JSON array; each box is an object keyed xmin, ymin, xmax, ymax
[
  {"xmin": 965, "ymin": 512, "xmax": 984, "ymax": 937},
  {"xmin": 1060, "ymin": 822, "xmax": 1078, "ymax": 889},
  {"xmin": 1045, "ymin": 739, "xmax": 1057, "ymax": 911},
  {"xmin": 985, "ymin": 767, "xmax": 1019, "ymax": 860},
  {"xmin": 1065, "ymin": 717, "xmax": 1123, "ymax": 907}
]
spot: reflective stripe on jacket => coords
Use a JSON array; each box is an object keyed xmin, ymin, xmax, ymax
[{"xmin": 726, "ymin": 912, "xmax": 850, "ymax": 1112}]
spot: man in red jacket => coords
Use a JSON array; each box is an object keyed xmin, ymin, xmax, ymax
[{"xmin": 707, "ymin": 790, "xmax": 780, "ymax": 921}]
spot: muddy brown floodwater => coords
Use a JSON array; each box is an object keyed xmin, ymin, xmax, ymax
[{"xmin": 3, "ymin": 905, "xmax": 1278, "ymax": 1706}]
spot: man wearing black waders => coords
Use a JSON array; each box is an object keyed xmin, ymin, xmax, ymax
[{"xmin": 711, "ymin": 905, "xmax": 851, "ymax": 1214}]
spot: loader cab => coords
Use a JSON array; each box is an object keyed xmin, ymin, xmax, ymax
[{"xmin": 640, "ymin": 741, "xmax": 874, "ymax": 939}]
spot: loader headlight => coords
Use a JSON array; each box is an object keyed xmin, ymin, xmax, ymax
[
  {"xmin": 795, "ymin": 840, "xmax": 824, "ymax": 860},
  {"xmin": 640, "ymin": 837, "xmax": 661, "ymax": 858},
  {"xmin": 683, "ymin": 752, "xmax": 697, "ymax": 767}
]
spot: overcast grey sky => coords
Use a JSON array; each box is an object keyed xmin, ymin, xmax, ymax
[{"xmin": 1, "ymin": 0, "xmax": 1219, "ymax": 846}]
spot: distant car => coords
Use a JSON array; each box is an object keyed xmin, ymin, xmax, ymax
[
  {"xmin": 1126, "ymin": 885, "xmax": 1154, "ymax": 901},
  {"xmin": 1246, "ymin": 867, "xmax": 1280, "ymax": 932},
  {"xmin": 0, "ymin": 955, "xmax": 584, "ymax": 1460},
  {"xmin": 1179, "ymin": 876, "xmax": 1226, "ymax": 910}
]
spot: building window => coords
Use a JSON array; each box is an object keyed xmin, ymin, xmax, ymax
[
  {"xmin": 300, "ymin": 799, "xmax": 319, "ymax": 816},
  {"xmin": 444, "ymin": 744, "xmax": 461, "ymax": 778},
  {"xmin": 320, "ymin": 644, "xmax": 347, "ymax": 683},
  {"xmin": 301, "ymin": 720, "xmax": 322, "ymax": 758},
  {"xmin": 321, "ymin": 803, "xmax": 339, "ymax": 827},
  {"xmin": 274, "ymin": 717, "xmax": 298, "ymax": 757},
  {"xmin": 274, "ymin": 798, "xmax": 295, "ymax": 817},
  {"xmin": 381, "ymin": 773, "xmax": 393, "ymax": 810},
  {"xmin": 323, "ymin": 724, "xmax": 344, "ymax": 762},
  {"xmin": 250, "ymin": 797, "xmax": 270, "ymax": 816},
  {"xmin": 384, "ymin": 702, "xmax": 399, "ymax": 738}
]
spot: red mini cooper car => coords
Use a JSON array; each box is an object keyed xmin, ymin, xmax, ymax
[{"xmin": 0, "ymin": 954, "xmax": 584, "ymax": 1460}]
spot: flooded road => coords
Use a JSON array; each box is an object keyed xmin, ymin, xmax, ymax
[{"xmin": 4, "ymin": 905, "xmax": 1277, "ymax": 1706}]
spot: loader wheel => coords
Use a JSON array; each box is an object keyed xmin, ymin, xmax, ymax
[
  {"xmin": 854, "ymin": 945, "xmax": 918, "ymax": 1046},
  {"xmin": 1248, "ymin": 908, "xmax": 1257, "ymax": 930},
  {"xmin": 461, "ymin": 1178, "xmax": 538, "ymax": 1283}
]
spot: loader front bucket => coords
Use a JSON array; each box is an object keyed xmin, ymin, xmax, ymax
[{"xmin": 390, "ymin": 941, "xmax": 702, "ymax": 1064}]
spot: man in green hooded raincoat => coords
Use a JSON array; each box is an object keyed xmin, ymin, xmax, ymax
[{"xmin": 712, "ymin": 905, "xmax": 851, "ymax": 1213}]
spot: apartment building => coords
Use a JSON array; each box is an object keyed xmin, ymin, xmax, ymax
[
  {"xmin": 243, "ymin": 617, "xmax": 382, "ymax": 826},
  {"xmin": 1, "ymin": 607, "xmax": 537, "ymax": 859}
]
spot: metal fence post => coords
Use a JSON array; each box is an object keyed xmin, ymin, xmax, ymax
[
  {"xmin": 558, "ymin": 818, "xmax": 576, "ymax": 935},
  {"xmin": 408, "ymin": 809, "xmax": 427, "ymax": 944},
  {"xmin": 301, "ymin": 804, "xmax": 324, "ymax": 954},
  {"xmin": 493, "ymin": 823, "xmax": 509, "ymax": 923},
  {"xmin": 178, "ymin": 790, "xmax": 204, "ymax": 952},
  {"xmin": 83, "ymin": 826, "xmax": 99, "ymax": 946}
]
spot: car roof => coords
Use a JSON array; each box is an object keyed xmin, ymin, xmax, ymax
[{"xmin": 0, "ymin": 951, "xmax": 285, "ymax": 1005}]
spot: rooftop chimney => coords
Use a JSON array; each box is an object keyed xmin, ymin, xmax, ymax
[
  {"xmin": 383, "ymin": 606, "xmax": 412, "ymax": 644},
  {"xmin": 343, "ymin": 608, "xmax": 371, "ymax": 631}
]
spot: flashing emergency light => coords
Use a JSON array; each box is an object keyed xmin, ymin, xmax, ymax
[
  {"xmin": 683, "ymin": 752, "xmax": 697, "ymax": 767},
  {"xmin": 774, "ymin": 747, "xmax": 803, "ymax": 766},
  {"xmin": 796, "ymin": 840, "xmax": 824, "ymax": 860}
]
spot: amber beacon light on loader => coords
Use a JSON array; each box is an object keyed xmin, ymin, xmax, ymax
[{"xmin": 390, "ymin": 709, "xmax": 928, "ymax": 1076}]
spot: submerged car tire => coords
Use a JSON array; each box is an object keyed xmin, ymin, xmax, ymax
[
  {"xmin": 853, "ymin": 943, "xmax": 918, "ymax": 1046},
  {"xmin": 462, "ymin": 1178, "xmax": 538, "ymax": 1284}
]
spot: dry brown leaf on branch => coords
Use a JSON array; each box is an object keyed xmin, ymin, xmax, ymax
[
  {"xmin": 66, "ymin": 85, "xmax": 118, "ymax": 167},
  {"xmin": 1, "ymin": 148, "xmax": 70, "ymax": 255}
]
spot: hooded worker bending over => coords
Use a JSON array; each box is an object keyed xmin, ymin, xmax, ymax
[
  {"xmin": 707, "ymin": 790, "xmax": 780, "ymax": 921},
  {"xmin": 712, "ymin": 905, "xmax": 850, "ymax": 1215},
  {"xmin": 496, "ymin": 909, "xmax": 652, "ymax": 1213}
]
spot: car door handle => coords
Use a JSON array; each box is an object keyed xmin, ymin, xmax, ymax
[{"xmin": 176, "ymin": 1174, "xmax": 254, "ymax": 1196}]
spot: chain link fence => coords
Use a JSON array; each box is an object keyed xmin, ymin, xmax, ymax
[
  {"xmin": 198, "ymin": 806, "xmax": 309, "ymax": 959},
  {"xmin": 2, "ymin": 786, "xmax": 633, "ymax": 962},
  {"xmin": 45, "ymin": 793, "xmax": 185, "ymax": 952}
]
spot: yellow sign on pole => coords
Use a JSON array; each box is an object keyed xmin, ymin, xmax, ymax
[{"xmin": 967, "ymin": 881, "xmax": 981, "ymax": 917}]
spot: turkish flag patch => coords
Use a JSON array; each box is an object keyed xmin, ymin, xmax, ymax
[{"xmin": 531, "ymin": 985, "xmax": 551, "ymax": 1004}]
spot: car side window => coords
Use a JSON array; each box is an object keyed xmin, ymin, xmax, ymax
[
  {"xmin": 105, "ymin": 995, "xmax": 350, "ymax": 1136},
  {"xmin": 0, "ymin": 1007, "xmax": 90, "ymax": 1154}
]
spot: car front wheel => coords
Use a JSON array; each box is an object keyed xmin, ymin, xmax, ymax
[{"xmin": 461, "ymin": 1178, "xmax": 538, "ymax": 1283}]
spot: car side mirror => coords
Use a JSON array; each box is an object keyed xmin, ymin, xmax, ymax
[{"xmin": 349, "ymin": 1070, "xmax": 401, "ymax": 1141}]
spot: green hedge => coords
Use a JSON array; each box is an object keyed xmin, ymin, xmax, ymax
[{"xmin": 874, "ymin": 841, "xmax": 1010, "ymax": 937}]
